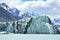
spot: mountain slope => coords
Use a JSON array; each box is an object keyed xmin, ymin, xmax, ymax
[{"xmin": 0, "ymin": 5, "xmax": 19, "ymax": 22}]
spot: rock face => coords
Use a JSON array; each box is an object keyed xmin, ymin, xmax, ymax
[
  {"xmin": 0, "ymin": 3, "xmax": 20, "ymax": 22},
  {"xmin": 26, "ymin": 16, "xmax": 54, "ymax": 34}
]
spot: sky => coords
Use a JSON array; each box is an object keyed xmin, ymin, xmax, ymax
[{"xmin": 0, "ymin": 0, "xmax": 60, "ymax": 19}]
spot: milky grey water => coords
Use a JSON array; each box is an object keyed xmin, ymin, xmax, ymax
[{"xmin": 0, "ymin": 34, "xmax": 60, "ymax": 40}]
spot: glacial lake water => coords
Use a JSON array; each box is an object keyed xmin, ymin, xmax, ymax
[{"xmin": 0, "ymin": 34, "xmax": 60, "ymax": 40}]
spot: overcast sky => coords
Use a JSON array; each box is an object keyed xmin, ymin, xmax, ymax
[{"xmin": 0, "ymin": 0, "xmax": 60, "ymax": 19}]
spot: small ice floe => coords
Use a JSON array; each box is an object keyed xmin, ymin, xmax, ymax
[{"xmin": 0, "ymin": 31, "xmax": 7, "ymax": 34}]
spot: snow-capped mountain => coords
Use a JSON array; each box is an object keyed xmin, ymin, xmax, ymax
[
  {"xmin": 0, "ymin": 3, "xmax": 20, "ymax": 16},
  {"xmin": 11, "ymin": 7, "xmax": 20, "ymax": 17},
  {"xmin": 52, "ymin": 18, "xmax": 60, "ymax": 25},
  {"xmin": 18, "ymin": 10, "xmax": 40, "ymax": 19},
  {"xmin": 0, "ymin": 3, "xmax": 10, "ymax": 10},
  {"xmin": 0, "ymin": 3, "xmax": 20, "ymax": 22}
]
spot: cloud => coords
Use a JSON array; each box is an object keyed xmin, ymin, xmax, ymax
[
  {"xmin": 0, "ymin": 0, "xmax": 22, "ymax": 8},
  {"xmin": 0, "ymin": 0, "xmax": 60, "ymax": 19},
  {"xmin": 0, "ymin": 0, "xmax": 55, "ymax": 11},
  {"xmin": 18, "ymin": 0, "xmax": 60, "ymax": 20},
  {"xmin": 55, "ymin": 0, "xmax": 60, "ymax": 7},
  {"xmin": 15, "ymin": 0, "xmax": 54, "ymax": 11}
]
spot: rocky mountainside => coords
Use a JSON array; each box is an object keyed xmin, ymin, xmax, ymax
[{"xmin": 0, "ymin": 3, "xmax": 20, "ymax": 22}]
